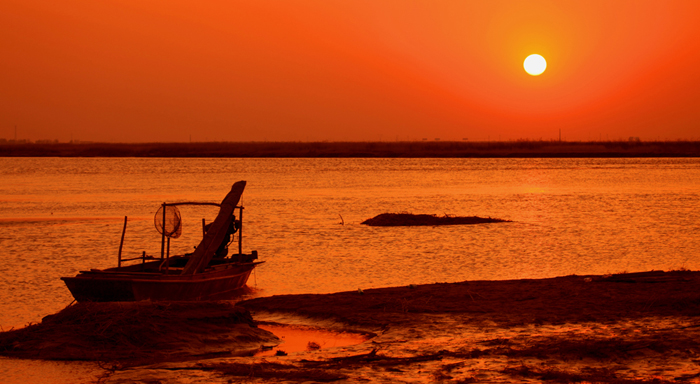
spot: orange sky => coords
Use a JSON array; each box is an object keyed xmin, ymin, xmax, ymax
[{"xmin": 2, "ymin": 0, "xmax": 699, "ymax": 142}]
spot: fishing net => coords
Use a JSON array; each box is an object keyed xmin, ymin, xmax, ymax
[{"xmin": 154, "ymin": 205, "xmax": 182, "ymax": 238}]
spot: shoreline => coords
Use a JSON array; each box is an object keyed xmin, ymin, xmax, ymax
[
  {"xmin": 2, "ymin": 140, "xmax": 700, "ymax": 158},
  {"xmin": 239, "ymin": 270, "xmax": 700, "ymax": 328},
  {"xmin": 3, "ymin": 270, "xmax": 700, "ymax": 383},
  {"xmin": 109, "ymin": 270, "xmax": 700, "ymax": 383}
]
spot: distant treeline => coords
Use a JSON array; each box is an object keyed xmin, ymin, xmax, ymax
[{"xmin": 1, "ymin": 141, "xmax": 700, "ymax": 158}]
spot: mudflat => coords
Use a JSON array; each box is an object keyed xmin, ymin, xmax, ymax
[
  {"xmin": 240, "ymin": 270, "xmax": 700, "ymax": 328},
  {"xmin": 229, "ymin": 270, "xmax": 700, "ymax": 383},
  {"xmin": 0, "ymin": 301, "xmax": 278, "ymax": 363},
  {"xmin": 105, "ymin": 271, "xmax": 700, "ymax": 383},
  {"xmin": 5, "ymin": 271, "xmax": 700, "ymax": 383}
]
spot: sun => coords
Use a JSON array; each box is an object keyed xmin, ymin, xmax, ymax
[{"xmin": 524, "ymin": 54, "xmax": 547, "ymax": 76}]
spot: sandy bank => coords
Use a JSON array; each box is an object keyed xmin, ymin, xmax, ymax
[
  {"xmin": 6, "ymin": 271, "xmax": 700, "ymax": 383},
  {"xmin": 0, "ymin": 301, "xmax": 278, "ymax": 364},
  {"xmin": 195, "ymin": 270, "xmax": 700, "ymax": 383},
  {"xmin": 102, "ymin": 271, "xmax": 700, "ymax": 383},
  {"xmin": 239, "ymin": 270, "xmax": 700, "ymax": 328}
]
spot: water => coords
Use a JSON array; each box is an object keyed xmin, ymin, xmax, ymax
[
  {"xmin": 1, "ymin": 157, "xmax": 699, "ymax": 382},
  {"xmin": 2, "ymin": 157, "xmax": 699, "ymax": 328},
  {"xmin": 255, "ymin": 323, "xmax": 368, "ymax": 357}
]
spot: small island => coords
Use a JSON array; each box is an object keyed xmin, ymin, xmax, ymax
[{"xmin": 361, "ymin": 213, "xmax": 511, "ymax": 226}]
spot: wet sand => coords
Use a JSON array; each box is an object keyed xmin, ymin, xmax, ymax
[
  {"xmin": 6, "ymin": 271, "xmax": 700, "ymax": 383},
  {"xmin": 103, "ymin": 270, "xmax": 700, "ymax": 383},
  {"xmin": 0, "ymin": 301, "xmax": 278, "ymax": 364},
  {"xmin": 241, "ymin": 270, "xmax": 700, "ymax": 327}
]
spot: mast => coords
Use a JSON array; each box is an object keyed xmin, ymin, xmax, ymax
[{"xmin": 182, "ymin": 181, "xmax": 246, "ymax": 275}]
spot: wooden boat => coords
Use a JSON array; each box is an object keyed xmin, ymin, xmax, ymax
[{"xmin": 61, "ymin": 181, "xmax": 263, "ymax": 302}]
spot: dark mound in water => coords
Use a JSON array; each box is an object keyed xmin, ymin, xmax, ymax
[
  {"xmin": 0, "ymin": 301, "xmax": 278, "ymax": 364},
  {"xmin": 361, "ymin": 213, "xmax": 511, "ymax": 226}
]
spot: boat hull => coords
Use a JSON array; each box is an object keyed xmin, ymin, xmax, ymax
[{"xmin": 62, "ymin": 262, "xmax": 261, "ymax": 302}]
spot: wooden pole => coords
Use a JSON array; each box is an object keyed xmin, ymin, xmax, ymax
[
  {"xmin": 160, "ymin": 203, "xmax": 166, "ymax": 260},
  {"xmin": 118, "ymin": 216, "xmax": 127, "ymax": 268},
  {"xmin": 202, "ymin": 218, "xmax": 206, "ymax": 239},
  {"xmin": 166, "ymin": 237, "xmax": 170, "ymax": 274},
  {"xmin": 238, "ymin": 206, "xmax": 243, "ymax": 256}
]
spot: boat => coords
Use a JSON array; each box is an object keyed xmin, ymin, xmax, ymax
[{"xmin": 61, "ymin": 180, "xmax": 263, "ymax": 302}]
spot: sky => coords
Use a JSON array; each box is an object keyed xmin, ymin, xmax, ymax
[{"xmin": 2, "ymin": 1, "xmax": 699, "ymax": 142}]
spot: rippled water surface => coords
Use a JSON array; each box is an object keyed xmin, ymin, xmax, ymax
[
  {"xmin": 1, "ymin": 157, "xmax": 699, "ymax": 330},
  {"xmin": 2, "ymin": 157, "xmax": 700, "ymax": 383}
]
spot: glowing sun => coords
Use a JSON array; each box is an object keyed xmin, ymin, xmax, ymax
[{"xmin": 524, "ymin": 54, "xmax": 547, "ymax": 76}]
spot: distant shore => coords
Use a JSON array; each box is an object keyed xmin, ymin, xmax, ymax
[{"xmin": 1, "ymin": 140, "xmax": 700, "ymax": 158}]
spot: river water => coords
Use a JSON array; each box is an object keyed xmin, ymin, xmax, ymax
[{"xmin": 1, "ymin": 157, "xmax": 699, "ymax": 382}]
